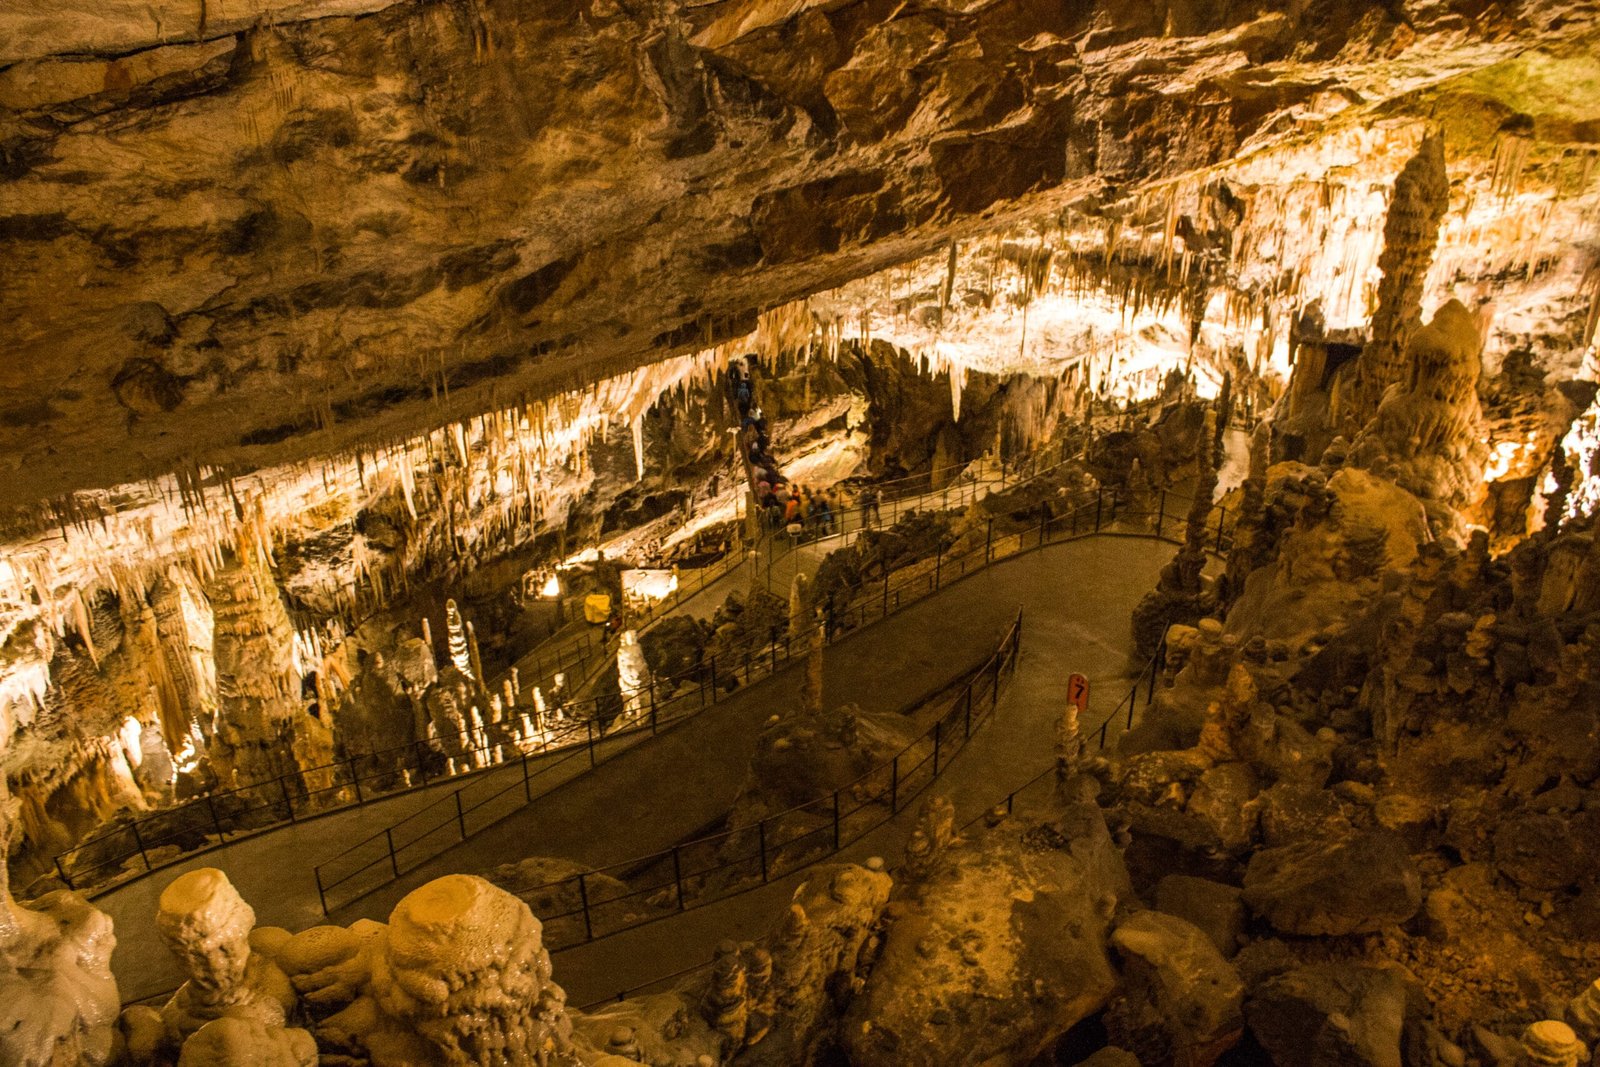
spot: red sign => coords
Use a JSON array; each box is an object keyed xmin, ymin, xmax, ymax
[{"xmin": 1067, "ymin": 673, "xmax": 1090, "ymax": 713}]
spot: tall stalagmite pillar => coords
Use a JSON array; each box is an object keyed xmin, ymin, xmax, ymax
[
  {"xmin": 1337, "ymin": 134, "xmax": 1449, "ymax": 433},
  {"xmin": 206, "ymin": 546, "xmax": 329, "ymax": 791}
]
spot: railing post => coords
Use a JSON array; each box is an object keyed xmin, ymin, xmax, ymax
[
  {"xmin": 129, "ymin": 820, "xmax": 151, "ymax": 872},
  {"xmin": 577, "ymin": 873, "xmax": 594, "ymax": 941},
  {"xmin": 454, "ymin": 791, "xmax": 467, "ymax": 840},
  {"xmin": 1156, "ymin": 490, "xmax": 1166, "ymax": 537},
  {"xmin": 522, "ymin": 751, "xmax": 533, "ymax": 801},
  {"xmin": 315, "ymin": 866, "xmax": 328, "ymax": 917},
  {"xmin": 1095, "ymin": 488, "xmax": 1103, "ymax": 532},
  {"xmin": 278, "ymin": 775, "xmax": 296, "ymax": 823},
  {"xmin": 349, "ymin": 758, "xmax": 364, "ymax": 804},
  {"xmin": 672, "ymin": 846, "xmax": 685, "ymax": 910},
  {"xmin": 934, "ymin": 542, "xmax": 942, "ymax": 589},
  {"xmin": 933, "ymin": 719, "xmax": 942, "ymax": 775},
  {"xmin": 758, "ymin": 820, "xmax": 769, "ymax": 882},
  {"xmin": 1216, "ymin": 506, "xmax": 1227, "ymax": 553},
  {"xmin": 882, "ymin": 572, "xmax": 889, "ymax": 617},
  {"xmin": 832, "ymin": 790, "xmax": 842, "ymax": 851},
  {"xmin": 648, "ymin": 679, "xmax": 658, "ymax": 734},
  {"xmin": 985, "ymin": 517, "xmax": 993, "ymax": 562},
  {"xmin": 385, "ymin": 828, "xmax": 400, "ymax": 878},
  {"xmin": 205, "ymin": 794, "xmax": 225, "ymax": 841},
  {"xmin": 889, "ymin": 755, "xmax": 899, "ymax": 813},
  {"xmin": 55, "ymin": 856, "xmax": 74, "ymax": 890},
  {"xmin": 587, "ymin": 720, "xmax": 597, "ymax": 767}
]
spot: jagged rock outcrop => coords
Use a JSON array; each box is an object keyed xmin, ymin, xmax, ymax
[
  {"xmin": 1245, "ymin": 962, "xmax": 1420, "ymax": 1067},
  {"xmin": 0, "ymin": 1, "xmax": 1587, "ymax": 508},
  {"xmin": 1336, "ymin": 135, "xmax": 1450, "ymax": 435},
  {"xmin": 843, "ymin": 801, "xmax": 1129, "ymax": 1066},
  {"xmin": 1105, "ymin": 909, "xmax": 1245, "ymax": 1067}
]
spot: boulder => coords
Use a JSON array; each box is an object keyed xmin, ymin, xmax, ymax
[
  {"xmin": 1245, "ymin": 963, "xmax": 1416, "ymax": 1067},
  {"xmin": 843, "ymin": 803, "xmax": 1129, "ymax": 1067},
  {"xmin": 1184, "ymin": 762, "xmax": 1261, "ymax": 854},
  {"xmin": 1106, "ymin": 910, "xmax": 1244, "ymax": 1067},
  {"xmin": 1256, "ymin": 781, "xmax": 1351, "ymax": 847},
  {"xmin": 1154, "ymin": 876, "xmax": 1246, "ymax": 958},
  {"xmin": 1242, "ymin": 829, "xmax": 1420, "ymax": 935},
  {"xmin": 1492, "ymin": 811, "xmax": 1596, "ymax": 891}
]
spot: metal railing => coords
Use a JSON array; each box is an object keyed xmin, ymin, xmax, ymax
[
  {"xmin": 572, "ymin": 634, "xmax": 1167, "ymax": 1010},
  {"xmin": 309, "ymin": 479, "xmax": 1233, "ymax": 916},
  {"xmin": 60, "ymin": 467, "xmax": 1233, "ymax": 897},
  {"xmin": 486, "ymin": 612, "xmax": 1021, "ymax": 952}
]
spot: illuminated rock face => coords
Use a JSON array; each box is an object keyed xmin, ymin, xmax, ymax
[
  {"xmin": 155, "ymin": 867, "xmax": 297, "ymax": 1044},
  {"xmin": 370, "ymin": 874, "xmax": 577, "ymax": 1066},
  {"xmin": 0, "ymin": 781, "xmax": 119, "ymax": 1067},
  {"xmin": 0, "ymin": 0, "xmax": 1589, "ymax": 507}
]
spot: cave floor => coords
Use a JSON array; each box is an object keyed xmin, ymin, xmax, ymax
[
  {"xmin": 100, "ymin": 532, "xmax": 1173, "ymax": 1002},
  {"xmin": 548, "ymin": 532, "xmax": 1171, "ymax": 1006}
]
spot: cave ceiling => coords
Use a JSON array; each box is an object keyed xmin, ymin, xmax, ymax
[{"xmin": 2, "ymin": 0, "xmax": 1599, "ymax": 515}]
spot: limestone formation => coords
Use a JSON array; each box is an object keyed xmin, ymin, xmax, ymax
[
  {"xmin": 900, "ymin": 794, "xmax": 959, "ymax": 881},
  {"xmin": 1105, "ymin": 910, "xmax": 1245, "ymax": 1067},
  {"xmin": 1354, "ymin": 299, "xmax": 1489, "ymax": 518},
  {"xmin": 370, "ymin": 874, "xmax": 576, "ymax": 1066},
  {"xmin": 1565, "ymin": 979, "xmax": 1600, "ymax": 1045},
  {"xmin": 155, "ymin": 867, "xmax": 296, "ymax": 1044},
  {"xmin": 0, "ymin": 781, "xmax": 120, "ymax": 1067},
  {"xmin": 1241, "ymin": 829, "xmax": 1422, "ymax": 936},
  {"xmin": 1245, "ymin": 962, "xmax": 1417, "ymax": 1067},
  {"xmin": 845, "ymin": 803, "xmax": 1128, "ymax": 1066},
  {"xmin": 1518, "ymin": 1020, "xmax": 1587, "ymax": 1067},
  {"xmin": 702, "ymin": 940, "xmax": 749, "ymax": 1051},
  {"xmin": 176, "ymin": 1017, "xmax": 319, "ymax": 1067},
  {"xmin": 1338, "ymin": 135, "xmax": 1450, "ymax": 433}
]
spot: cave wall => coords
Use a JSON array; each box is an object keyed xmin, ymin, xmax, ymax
[{"xmin": 0, "ymin": 0, "xmax": 1572, "ymax": 508}]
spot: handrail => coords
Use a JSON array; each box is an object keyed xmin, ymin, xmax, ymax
[
  {"xmin": 65, "ymin": 430, "xmax": 1234, "ymax": 898},
  {"xmin": 311, "ymin": 480, "xmax": 1234, "ymax": 916},
  {"xmin": 572, "ymin": 632, "xmax": 1170, "ymax": 1011},
  {"xmin": 482, "ymin": 612, "xmax": 1022, "ymax": 952},
  {"xmin": 67, "ymin": 476, "xmax": 1234, "ymax": 899}
]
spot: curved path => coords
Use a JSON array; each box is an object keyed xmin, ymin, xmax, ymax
[{"xmin": 103, "ymin": 533, "xmax": 1172, "ymax": 1002}]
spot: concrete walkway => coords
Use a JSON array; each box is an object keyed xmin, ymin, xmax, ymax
[
  {"xmin": 103, "ymin": 533, "xmax": 1171, "ymax": 1002},
  {"xmin": 549, "ymin": 532, "xmax": 1169, "ymax": 1004}
]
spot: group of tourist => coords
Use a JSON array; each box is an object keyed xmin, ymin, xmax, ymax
[{"xmin": 729, "ymin": 359, "xmax": 848, "ymax": 540}]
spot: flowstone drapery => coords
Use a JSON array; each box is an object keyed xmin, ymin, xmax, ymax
[{"xmin": 0, "ymin": 780, "xmax": 119, "ymax": 1067}]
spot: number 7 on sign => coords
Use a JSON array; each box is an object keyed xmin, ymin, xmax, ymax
[{"xmin": 1067, "ymin": 673, "xmax": 1089, "ymax": 713}]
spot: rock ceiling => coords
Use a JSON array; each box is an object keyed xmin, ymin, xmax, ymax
[{"xmin": 2, "ymin": 0, "xmax": 1599, "ymax": 515}]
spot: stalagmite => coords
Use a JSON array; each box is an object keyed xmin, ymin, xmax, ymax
[
  {"xmin": 1056, "ymin": 697, "xmax": 1083, "ymax": 779},
  {"xmin": 466, "ymin": 621, "xmax": 486, "ymax": 690},
  {"xmin": 616, "ymin": 630, "xmax": 652, "ymax": 727},
  {"xmin": 0, "ymin": 780, "xmax": 120, "ymax": 1067},
  {"xmin": 154, "ymin": 868, "xmax": 295, "ymax": 1044},
  {"xmin": 370, "ymin": 875, "xmax": 576, "ymax": 1064},
  {"xmin": 1519, "ymin": 1020, "xmax": 1586, "ymax": 1067},
  {"xmin": 444, "ymin": 600, "xmax": 472, "ymax": 680},
  {"xmin": 1338, "ymin": 135, "xmax": 1449, "ymax": 432}
]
